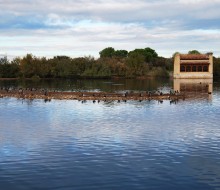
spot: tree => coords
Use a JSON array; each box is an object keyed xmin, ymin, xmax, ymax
[
  {"xmin": 99, "ymin": 47, "xmax": 115, "ymax": 58},
  {"xmin": 144, "ymin": 47, "xmax": 158, "ymax": 59},
  {"xmin": 54, "ymin": 56, "xmax": 70, "ymax": 60},
  {"xmin": 128, "ymin": 47, "xmax": 158, "ymax": 63},
  {"xmin": 188, "ymin": 50, "xmax": 201, "ymax": 54},
  {"xmin": 19, "ymin": 54, "xmax": 34, "ymax": 77},
  {"xmin": 0, "ymin": 56, "xmax": 19, "ymax": 78},
  {"xmin": 213, "ymin": 57, "xmax": 220, "ymax": 77},
  {"xmin": 0, "ymin": 56, "xmax": 9, "ymax": 64},
  {"xmin": 114, "ymin": 50, "xmax": 128, "ymax": 58},
  {"xmin": 126, "ymin": 52, "xmax": 149, "ymax": 77}
]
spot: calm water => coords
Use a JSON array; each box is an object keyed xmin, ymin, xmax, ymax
[{"xmin": 0, "ymin": 79, "xmax": 220, "ymax": 190}]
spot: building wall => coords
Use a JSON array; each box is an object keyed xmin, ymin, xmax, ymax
[
  {"xmin": 208, "ymin": 53, "xmax": 213, "ymax": 76},
  {"xmin": 173, "ymin": 53, "xmax": 213, "ymax": 79},
  {"xmin": 174, "ymin": 54, "xmax": 180, "ymax": 78}
]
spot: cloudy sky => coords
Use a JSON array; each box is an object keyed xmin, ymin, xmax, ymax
[{"xmin": 1, "ymin": 0, "xmax": 220, "ymax": 59}]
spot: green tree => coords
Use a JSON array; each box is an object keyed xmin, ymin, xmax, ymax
[
  {"xmin": 19, "ymin": 54, "xmax": 35, "ymax": 77},
  {"xmin": 144, "ymin": 47, "xmax": 158, "ymax": 60},
  {"xmin": 0, "ymin": 56, "xmax": 9, "ymax": 64},
  {"xmin": 126, "ymin": 52, "xmax": 149, "ymax": 77},
  {"xmin": 114, "ymin": 50, "xmax": 128, "ymax": 58},
  {"xmin": 0, "ymin": 56, "xmax": 19, "ymax": 78},
  {"xmin": 213, "ymin": 57, "xmax": 220, "ymax": 77},
  {"xmin": 128, "ymin": 47, "xmax": 158, "ymax": 63},
  {"xmin": 99, "ymin": 47, "xmax": 115, "ymax": 58},
  {"xmin": 188, "ymin": 50, "xmax": 201, "ymax": 54}
]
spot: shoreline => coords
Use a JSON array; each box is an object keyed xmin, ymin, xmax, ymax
[
  {"xmin": 0, "ymin": 76, "xmax": 171, "ymax": 81},
  {"xmin": 0, "ymin": 89, "xmax": 184, "ymax": 102}
]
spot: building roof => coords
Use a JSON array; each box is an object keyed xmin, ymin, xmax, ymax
[
  {"xmin": 180, "ymin": 54, "xmax": 209, "ymax": 60},
  {"xmin": 180, "ymin": 61, "xmax": 210, "ymax": 65}
]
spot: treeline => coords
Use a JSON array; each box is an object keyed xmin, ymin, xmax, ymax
[
  {"xmin": 0, "ymin": 47, "xmax": 219, "ymax": 79},
  {"xmin": 214, "ymin": 57, "xmax": 220, "ymax": 77},
  {"xmin": 0, "ymin": 47, "xmax": 172, "ymax": 79}
]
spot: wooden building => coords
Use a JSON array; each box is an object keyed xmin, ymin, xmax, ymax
[{"xmin": 173, "ymin": 53, "xmax": 213, "ymax": 79}]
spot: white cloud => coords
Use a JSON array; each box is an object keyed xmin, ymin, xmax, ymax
[{"xmin": 1, "ymin": 0, "xmax": 220, "ymax": 58}]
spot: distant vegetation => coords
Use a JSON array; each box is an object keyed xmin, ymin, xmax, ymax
[
  {"xmin": 188, "ymin": 50, "xmax": 201, "ymax": 54},
  {"xmin": 214, "ymin": 57, "xmax": 220, "ymax": 77},
  {"xmin": 0, "ymin": 47, "xmax": 219, "ymax": 79}
]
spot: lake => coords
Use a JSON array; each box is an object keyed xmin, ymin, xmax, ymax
[{"xmin": 0, "ymin": 78, "xmax": 220, "ymax": 190}]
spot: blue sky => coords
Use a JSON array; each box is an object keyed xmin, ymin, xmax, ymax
[{"xmin": 1, "ymin": 0, "xmax": 220, "ymax": 59}]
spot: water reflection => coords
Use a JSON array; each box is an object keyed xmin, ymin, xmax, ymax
[
  {"xmin": 1, "ymin": 96, "xmax": 220, "ymax": 189},
  {"xmin": 1, "ymin": 78, "xmax": 220, "ymax": 189},
  {"xmin": 0, "ymin": 78, "xmax": 172, "ymax": 92},
  {"xmin": 174, "ymin": 79, "xmax": 213, "ymax": 100}
]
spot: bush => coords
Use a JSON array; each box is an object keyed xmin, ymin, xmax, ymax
[
  {"xmin": 147, "ymin": 67, "xmax": 169, "ymax": 78},
  {"xmin": 31, "ymin": 75, "xmax": 41, "ymax": 80}
]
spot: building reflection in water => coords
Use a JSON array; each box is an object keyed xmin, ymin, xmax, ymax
[{"xmin": 173, "ymin": 79, "xmax": 213, "ymax": 101}]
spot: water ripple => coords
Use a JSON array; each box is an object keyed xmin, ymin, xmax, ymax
[{"xmin": 1, "ymin": 95, "xmax": 220, "ymax": 189}]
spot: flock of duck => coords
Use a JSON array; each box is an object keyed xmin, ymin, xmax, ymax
[{"xmin": 0, "ymin": 87, "xmax": 184, "ymax": 104}]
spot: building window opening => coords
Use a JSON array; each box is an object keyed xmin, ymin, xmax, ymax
[
  {"xmin": 180, "ymin": 64, "xmax": 209, "ymax": 72},
  {"xmin": 186, "ymin": 66, "xmax": 191, "ymax": 72},
  {"xmin": 198, "ymin": 66, "xmax": 202, "ymax": 72},
  {"xmin": 203, "ymin": 65, "xmax": 208, "ymax": 72},
  {"xmin": 192, "ymin": 65, "xmax": 197, "ymax": 72},
  {"xmin": 180, "ymin": 65, "xmax": 185, "ymax": 72}
]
